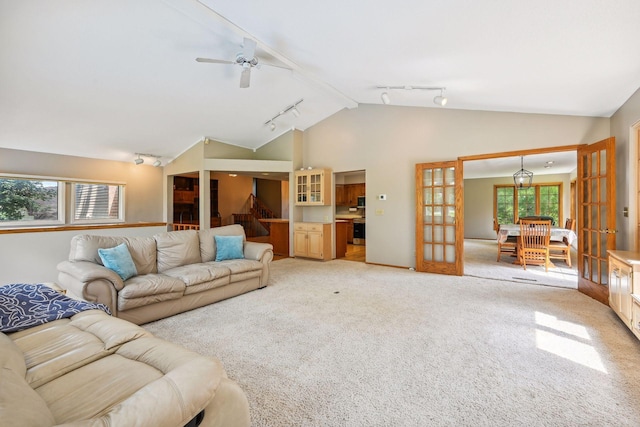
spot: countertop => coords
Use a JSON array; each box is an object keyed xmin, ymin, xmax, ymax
[
  {"xmin": 335, "ymin": 214, "xmax": 363, "ymax": 220},
  {"xmin": 258, "ymin": 218, "xmax": 290, "ymax": 223}
]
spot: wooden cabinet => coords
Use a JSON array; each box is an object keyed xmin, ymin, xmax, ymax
[
  {"xmin": 294, "ymin": 222, "xmax": 331, "ymax": 260},
  {"xmin": 608, "ymin": 250, "xmax": 640, "ymax": 340},
  {"xmin": 335, "ymin": 185, "xmax": 346, "ymax": 206},
  {"xmin": 295, "ymin": 168, "xmax": 331, "ymax": 206},
  {"xmin": 174, "ymin": 190, "xmax": 194, "ymax": 204},
  {"xmin": 335, "ymin": 221, "xmax": 348, "ymax": 258},
  {"xmin": 335, "ymin": 183, "xmax": 365, "ymax": 206}
]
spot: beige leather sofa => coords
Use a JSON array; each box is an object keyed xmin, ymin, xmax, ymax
[
  {"xmin": 57, "ymin": 225, "xmax": 273, "ymax": 325},
  {"xmin": 1, "ymin": 309, "xmax": 250, "ymax": 427}
]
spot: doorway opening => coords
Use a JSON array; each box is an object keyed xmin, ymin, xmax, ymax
[{"xmin": 335, "ymin": 170, "xmax": 366, "ymax": 262}]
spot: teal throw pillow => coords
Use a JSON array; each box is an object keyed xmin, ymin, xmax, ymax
[
  {"xmin": 98, "ymin": 243, "xmax": 138, "ymax": 281},
  {"xmin": 215, "ymin": 235, "xmax": 244, "ymax": 261}
]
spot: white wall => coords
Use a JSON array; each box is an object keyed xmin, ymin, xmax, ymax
[
  {"xmin": 611, "ymin": 86, "xmax": 640, "ymax": 251},
  {"xmin": 304, "ymin": 104, "xmax": 609, "ymax": 267},
  {"xmin": 0, "ymin": 225, "xmax": 166, "ymax": 285}
]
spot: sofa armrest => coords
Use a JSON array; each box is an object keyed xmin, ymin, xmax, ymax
[
  {"xmin": 57, "ymin": 261, "xmax": 123, "ymax": 315},
  {"xmin": 57, "ymin": 261, "xmax": 125, "ymax": 291},
  {"xmin": 243, "ymin": 241, "xmax": 273, "ymax": 263}
]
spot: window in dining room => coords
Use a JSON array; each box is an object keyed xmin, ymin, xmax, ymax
[{"xmin": 494, "ymin": 183, "xmax": 563, "ymax": 225}]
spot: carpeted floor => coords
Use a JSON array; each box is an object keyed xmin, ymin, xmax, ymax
[
  {"xmin": 144, "ymin": 258, "xmax": 640, "ymax": 427},
  {"xmin": 464, "ymin": 239, "xmax": 578, "ymax": 289}
]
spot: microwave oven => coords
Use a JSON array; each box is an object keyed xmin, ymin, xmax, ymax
[{"xmin": 357, "ymin": 196, "xmax": 365, "ymax": 208}]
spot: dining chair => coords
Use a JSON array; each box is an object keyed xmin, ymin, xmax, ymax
[
  {"xmin": 519, "ymin": 219, "xmax": 551, "ymax": 271},
  {"xmin": 495, "ymin": 218, "xmax": 518, "ymax": 261},
  {"xmin": 549, "ymin": 218, "xmax": 574, "ymax": 267}
]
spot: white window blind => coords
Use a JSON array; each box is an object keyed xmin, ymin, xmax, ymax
[{"xmin": 73, "ymin": 183, "xmax": 123, "ymax": 222}]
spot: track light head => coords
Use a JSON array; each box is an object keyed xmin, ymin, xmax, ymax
[
  {"xmin": 269, "ymin": 122, "xmax": 276, "ymax": 131},
  {"xmin": 433, "ymin": 89, "xmax": 447, "ymax": 106},
  {"xmin": 381, "ymin": 92, "xmax": 390, "ymax": 105},
  {"xmin": 134, "ymin": 156, "xmax": 143, "ymax": 165},
  {"xmin": 291, "ymin": 107, "xmax": 300, "ymax": 117},
  {"xmin": 153, "ymin": 159, "xmax": 162, "ymax": 167}
]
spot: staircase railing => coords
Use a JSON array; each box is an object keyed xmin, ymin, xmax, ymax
[{"xmin": 232, "ymin": 194, "xmax": 275, "ymax": 237}]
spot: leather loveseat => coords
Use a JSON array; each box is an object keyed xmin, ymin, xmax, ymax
[
  {"xmin": 1, "ymin": 309, "xmax": 250, "ymax": 427},
  {"xmin": 57, "ymin": 225, "xmax": 273, "ymax": 325}
]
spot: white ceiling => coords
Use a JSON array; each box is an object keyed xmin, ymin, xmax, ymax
[
  {"xmin": 1, "ymin": 0, "xmax": 639, "ymax": 165},
  {"xmin": 463, "ymin": 151, "xmax": 576, "ymax": 180}
]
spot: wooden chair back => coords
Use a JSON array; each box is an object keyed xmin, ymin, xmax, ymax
[
  {"xmin": 564, "ymin": 218, "xmax": 575, "ymax": 231},
  {"xmin": 519, "ymin": 219, "xmax": 552, "ymax": 271}
]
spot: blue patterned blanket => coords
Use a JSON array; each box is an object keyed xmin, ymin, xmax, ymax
[{"xmin": 0, "ymin": 283, "xmax": 110, "ymax": 333}]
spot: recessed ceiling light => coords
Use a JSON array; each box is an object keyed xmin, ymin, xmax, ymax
[
  {"xmin": 546, "ymin": 161, "xmax": 554, "ymax": 165},
  {"xmin": 229, "ymin": 173, "xmax": 237, "ymax": 177}
]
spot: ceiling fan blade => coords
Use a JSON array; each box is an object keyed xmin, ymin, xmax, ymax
[
  {"xmin": 241, "ymin": 37, "xmax": 257, "ymax": 60},
  {"xmin": 239, "ymin": 67, "xmax": 251, "ymax": 88},
  {"xmin": 195, "ymin": 57, "xmax": 235, "ymax": 65}
]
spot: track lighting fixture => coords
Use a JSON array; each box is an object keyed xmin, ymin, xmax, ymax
[
  {"xmin": 264, "ymin": 99, "xmax": 303, "ymax": 130},
  {"xmin": 134, "ymin": 153, "xmax": 163, "ymax": 166},
  {"xmin": 433, "ymin": 89, "xmax": 447, "ymax": 106},
  {"xmin": 377, "ymin": 86, "xmax": 448, "ymax": 106}
]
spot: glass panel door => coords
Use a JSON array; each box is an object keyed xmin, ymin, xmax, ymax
[
  {"xmin": 415, "ymin": 160, "xmax": 463, "ymax": 275},
  {"xmin": 577, "ymin": 137, "xmax": 615, "ymax": 304}
]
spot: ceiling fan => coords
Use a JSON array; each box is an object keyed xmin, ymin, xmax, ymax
[{"xmin": 196, "ymin": 37, "xmax": 288, "ymax": 88}]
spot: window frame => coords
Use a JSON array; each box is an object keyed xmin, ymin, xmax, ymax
[
  {"xmin": 0, "ymin": 173, "xmax": 126, "ymax": 228},
  {"xmin": 70, "ymin": 182, "xmax": 126, "ymax": 225},
  {"xmin": 0, "ymin": 174, "xmax": 65, "ymax": 228},
  {"xmin": 493, "ymin": 182, "xmax": 563, "ymax": 225}
]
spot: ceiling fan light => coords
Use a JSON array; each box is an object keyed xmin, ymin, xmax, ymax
[{"xmin": 381, "ymin": 92, "xmax": 391, "ymax": 105}]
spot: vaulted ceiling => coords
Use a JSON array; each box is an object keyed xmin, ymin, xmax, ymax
[{"xmin": 1, "ymin": 0, "xmax": 639, "ymax": 165}]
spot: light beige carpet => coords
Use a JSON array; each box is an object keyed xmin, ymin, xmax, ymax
[
  {"xmin": 144, "ymin": 258, "xmax": 640, "ymax": 427},
  {"xmin": 464, "ymin": 239, "xmax": 578, "ymax": 289}
]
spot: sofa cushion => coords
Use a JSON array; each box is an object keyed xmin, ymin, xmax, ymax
[
  {"xmin": 155, "ymin": 230, "xmax": 202, "ymax": 273},
  {"xmin": 69, "ymin": 234, "xmax": 158, "ymax": 275},
  {"xmin": 215, "ymin": 235, "xmax": 245, "ymax": 261},
  {"xmin": 199, "ymin": 224, "xmax": 246, "ymax": 263},
  {"xmin": 118, "ymin": 274, "xmax": 185, "ymax": 311},
  {"xmin": 208, "ymin": 259, "xmax": 264, "ymax": 283},
  {"xmin": 163, "ymin": 263, "xmax": 231, "ymax": 286},
  {"xmin": 0, "ymin": 333, "xmax": 26, "ymax": 376},
  {"xmin": 0, "ymin": 367, "xmax": 56, "ymax": 427},
  {"xmin": 98, "ymin": 243, "xmax": 138, "ymax": 280}
]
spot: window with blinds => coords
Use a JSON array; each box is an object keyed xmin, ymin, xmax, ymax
[{"xmin": 72, "ymin": 183, "xmax": 124, "ymax": 223}]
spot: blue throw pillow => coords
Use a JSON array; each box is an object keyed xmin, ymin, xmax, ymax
[
  {"xmin": 98, "ymin": 243, "xmax": 137, "ymax": 281},
  {"xmin": 215, "ymin": 235, "xmax": 244, "ymax": 261}
]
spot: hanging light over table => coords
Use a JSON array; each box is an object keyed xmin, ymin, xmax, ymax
[{"xmin": 513, "ymin": 156, "xmax": 533, "ymax": 188}]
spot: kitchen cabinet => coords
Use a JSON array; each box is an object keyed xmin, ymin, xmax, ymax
[
  {"xmin": 295, "ymin": 168, "xmax": 331, "ymax": 206},
  {"xmin": 335, "ymin": 221, "xmax": 348, "ymax": 258},
  {"xmin": 608, "ymin": 250, "xmax": 640, "ymax": 340},
  {"xmin": 347, "ymin": 183, "xmax": 366, "ymax": 206},
  {"xmin": 335, "ymin": 185, "xmax": 346, "ymax": 206},
  {"xmin": 294, "ymin": 222, "xmax": 331, "ymax": 260}
]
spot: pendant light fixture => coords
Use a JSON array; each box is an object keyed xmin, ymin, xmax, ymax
[{"xmin": 513, "ymin": 156, "xmax": 533, "ymax": 188}]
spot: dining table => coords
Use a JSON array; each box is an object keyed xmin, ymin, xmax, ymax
[{"xmin": 497, "ymin": 224, "xmax": 578, "ymax": 246}]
